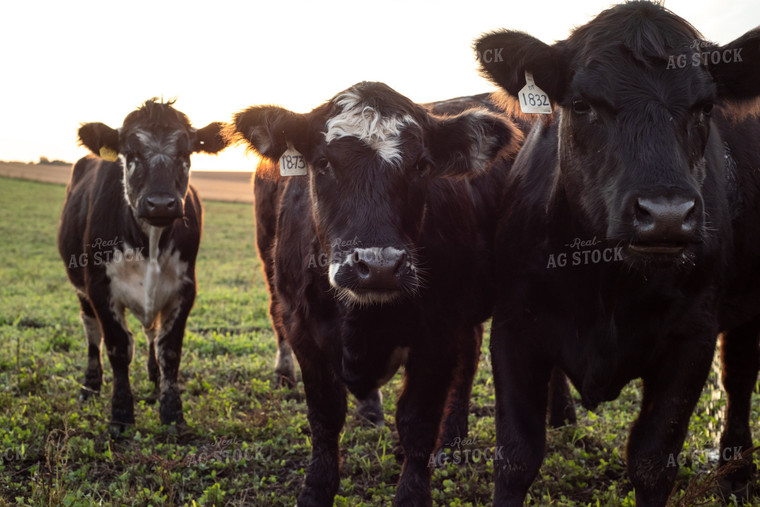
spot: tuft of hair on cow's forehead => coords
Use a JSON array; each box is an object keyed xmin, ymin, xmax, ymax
[
  {"xmin": 122, "ymin": 98, "xmax": 193, "ymax": 131},
  {"xmin": 324, "ymin": 83, "xmax": 421, "ymax": 166},
  {"xmin": 568, "ymin": 2, "xmax": 706, "ymax": 64}
]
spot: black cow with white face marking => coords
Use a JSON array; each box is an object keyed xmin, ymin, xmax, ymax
[
  {"xmin": 477, "ymin": 2, "xmax": 760, "ymax": 504},
  {"xmin": 58, "ymin": 99, "xmax": 228, "ymax": 431},
  {"xmin": 234, "ymin": 82, "xmax": 521, "ymax": 506}
]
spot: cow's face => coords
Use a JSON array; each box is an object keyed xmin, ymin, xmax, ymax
[
  {"xmin": 78, "ymin": 99, "xmax": 228, "ymax": 228},
  {"xmin": 233, "ymin": 82, "xmax": 516, "ymax": 306},
  {"xmin": 477, "ymin": 2, "xmax": 760, "ymax": 266}
]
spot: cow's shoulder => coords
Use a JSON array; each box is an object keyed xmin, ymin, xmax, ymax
[{"xmin": 272, "ymin": 176, "xmax": 324, "ymax": 299}]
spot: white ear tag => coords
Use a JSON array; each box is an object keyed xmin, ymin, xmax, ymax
[
  {"xmin": 279, "ymin": 145, "xmax": 307, "ymax": 176},
  {"xmin": 518, "ymin": 71, "xmax": 552, "ymax": 114}
]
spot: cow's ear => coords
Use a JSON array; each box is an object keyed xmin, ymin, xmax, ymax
[
  {"xmin": 194, "ymin": 122, "xmax": 229, "ymax": 154},
  {"xmin": 78, "ymin": 122, "xmax": 119, "ymax": 156},
  {"xmin": 427, "ymin": 109, "xmax": 520, "ymax": 177},
  {"xmin": 230, "ymin": 106, "xmax": 311, "ymax": 161},
  {"xmin": 475, "ymin": 30, "xmax": 569, "ymax": 102},
  {"xmin": 709, "ymin": 28, "xmax": 760, "ymax": 105}
]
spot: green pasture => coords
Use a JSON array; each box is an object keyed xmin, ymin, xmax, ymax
[{"xmin": 0, "ymin": 176, "xmax": 756, "ymax": 506}]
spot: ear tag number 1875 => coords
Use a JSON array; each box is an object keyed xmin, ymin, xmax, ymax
[
  {"xmin": 518, "ymin": 71, "xmax": 552, "ymax": 114},
  {"xmin": 279, "ymin": 146, "xmax": 307, "ymax": 176}
]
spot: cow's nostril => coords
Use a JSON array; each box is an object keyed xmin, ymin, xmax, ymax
[
  {"xmin": 633, "ymin": 196, "xmax": 698, "ymax": 244},
  {"xmin": 394, "ymin": 252, "xmax": 408, "ymax": 275},
  {"xmin": 356, "ymin": 260, "xmax": 370, "ymax": 277},
  {"xmin": 634, "ymin": 198, "xmax": 654, "ymax": 228}
]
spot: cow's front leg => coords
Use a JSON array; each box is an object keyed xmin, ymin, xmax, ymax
[
  {"xmin": 490, "ymin": 316, "xmax": 551, "ymax": 507},
  {"xmin": 143, "ymin": 323, "xmax": 160, "ymax": 401},
  {"xmin": 293, "ymin": 337, "xmax": 347, "ymax": 507},
  {"xmin": 271, "ymin": 296, "xmax": 297, "ymax": 388},
  {"xmin": 438, "ymin": 323, "xmax": 482, "ymax": 450},
  {"xmin": 91, "ymin": 297, "xmax": 135, "ymax": 432},
  {"xmin": 394, "ymin": 347, "xmax": 457, "ymax": 507},
  {"xmin": 718, "ymin": 321, "xmax": 760, "ymax": 500},
  {"xmin": 78, "ymin": 294, "xmax": 103, "ymax": 401},
  {"xmin": 547, "ymin": 367, "xmax": 577, "ymax": 428},
  {"xmin": 627, "ymin": 331, "xmax": 716, "ymax": 506},
  {"xmin": 155, "ymin": 286, "xmax": 195, "ymax": 426}
]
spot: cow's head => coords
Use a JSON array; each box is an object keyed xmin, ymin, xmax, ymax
[
  {"xmin": 78, "ymin": 99, "xmax": 228, "ymax": 227},
  {"xmin": 233, "ymin": 82, "xmax": 517, "ymax": 306},
  {"xmin": 477, "ymin": 2, "xmax": 760, "ymax": 265}
]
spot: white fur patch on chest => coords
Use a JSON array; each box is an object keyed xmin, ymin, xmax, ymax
[{"xmin": 105, "ymin": 236, "xmax": 189, "ymax": 327}]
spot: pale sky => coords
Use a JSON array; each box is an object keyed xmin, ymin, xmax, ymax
[{"xmin": 2, "ymin": 0, "xmax": 757, "ymax": 171}]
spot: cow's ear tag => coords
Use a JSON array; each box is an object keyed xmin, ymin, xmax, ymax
[
  {"xmin": 279, "ymin": 144, "xmax": 307, "ymax": 176},
  {"xmin": 99, "ymin": 146, "xmax": 119, "ymax": 162},
  {"xmin": 518, "ymin": 71, "xmax": 552, "ymax": 114}
]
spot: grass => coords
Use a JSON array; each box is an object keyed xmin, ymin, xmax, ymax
[{"xmin": 0, "ymin": 175, "xmax": 759, "ymax": 506}]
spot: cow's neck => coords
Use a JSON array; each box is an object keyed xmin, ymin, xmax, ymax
[{"xmin": 547, "ymin": 173, "xmax": 598, "ymax": 242}]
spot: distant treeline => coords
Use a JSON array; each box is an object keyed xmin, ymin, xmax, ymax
[
  {"xmin": 0, "ymin": 157, "xmax": 73, "ymax": 166},
  {"xmin": 37, "ymin": 157, "xmax": 72, "ymax": 166},
  {"xmin": 0, "ymin": 158, "xmax": 73, "ymax": 166}
]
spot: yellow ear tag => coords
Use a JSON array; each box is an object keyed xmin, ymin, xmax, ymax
[{"xmin": 99, "ymin": 147, "xmax": 119, "ymax": 162}]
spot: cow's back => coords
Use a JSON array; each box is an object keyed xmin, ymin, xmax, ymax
[
  {"xmin": 420, "ymin": 161, "xmax": 511, "ymax": 321},
  {"xmin": 720, "ymin": 114, "xmax": 760, "ymax": 327},
  {"xmin": 58, "ymin": 157, "xmax": 118, "ymax": 288}
]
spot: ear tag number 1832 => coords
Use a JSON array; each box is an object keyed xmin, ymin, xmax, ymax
[
  {"xmin": 518, "ymin": 71, "xmax": 552, "ymax": 114},
  {"xmin": 279, "ymin": 145, "xmax": 307, "ymax": 176}
]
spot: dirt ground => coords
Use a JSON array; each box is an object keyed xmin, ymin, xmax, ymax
[{"xmin": 0, "ymin": 161, "xmax": 254, "ymax": 203}]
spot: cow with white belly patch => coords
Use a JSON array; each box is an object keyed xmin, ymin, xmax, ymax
[{"xmin": 58, "ymin": 98, "xmax": 228, "ymax": 431}]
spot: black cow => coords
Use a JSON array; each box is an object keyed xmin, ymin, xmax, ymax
[
  {"xmin": 259, "ymin": 93, "xmax": 503, "ymax": 394},
  {"xmin": 258, "ymin": 91, "xmax": 576, "ymax": 430},
  {"xmin": 58, "ymin": 99, "xmax": 228, "ymax": 431},
  {"xmin": 234, "ymin": 82, "xmax": 526, "ymax": 506},
  {"xmin": 476, "ymin": 2, "xmax": 760, "ymax": 505}
]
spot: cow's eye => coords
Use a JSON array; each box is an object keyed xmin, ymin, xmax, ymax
[
  {"xmin": 314, "ymin": 158, "xmax": 330, "ymax": 175},
  {"xmin": 572, "ymin": 100, "xmax": 591, "ymax": 114},
  {"xmin": 701, "ymin": 102, "xmax": 714, "ymax": 116},
  {"xmin": 414, "ymin": 156, "xmax": 430, "ymax": 174}
]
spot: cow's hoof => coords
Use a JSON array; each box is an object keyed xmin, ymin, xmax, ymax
[
  {"xmin": 548, "ymin": 404, "xmax": 577, "ymax": 428},
  {"xmin": 276, "ymin": 371, "xmax": 297, "ymax": 389},
  {"xmin": 159, "ymin": 393, "xmax": 184, "ymax": 426},
  {"xmin": 718, "ymin": 476, "xmax": 754, "ymax": 503},
  {"xmin": 78, "ymin": 386, "xmax": 100, "ymax": 402},
  {"xmin": 159, "ymin": 411, "xmax": 185, "ymax": 426},
  {"xmin": 297, "ymin": 487, "xmax": 335, "ymax": 507},
  {"xmin": 393, "ymin": 488, "xmax": 432, "ymax": 507},
  {"xmin": 161, "ymin": 419, "xmax": 188, "ymax": 436},
  {"xmin": 109, "ymin": 420, "xmax": 133, "ymax": 437},
  {"xmin": 110, "ymin": 401, "xmax": 135, "ymax": 436}
]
